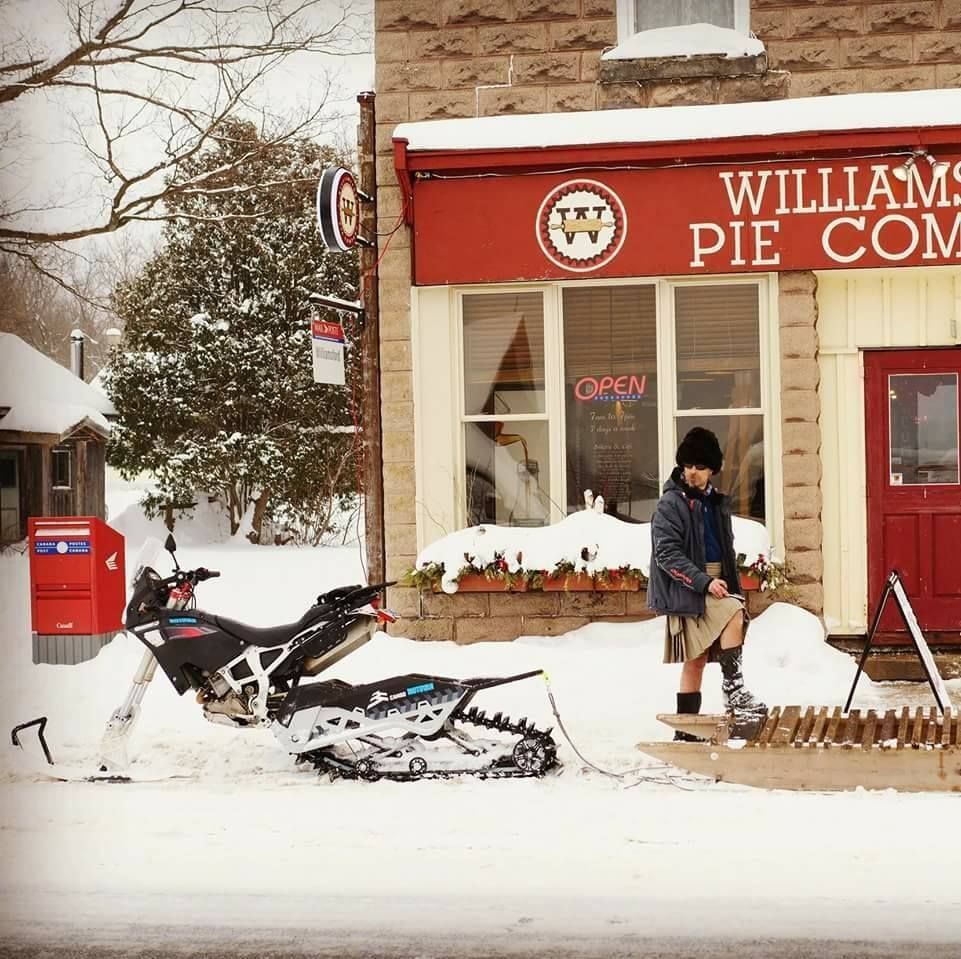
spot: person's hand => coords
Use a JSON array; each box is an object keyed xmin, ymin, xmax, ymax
[{"xmin": 707, "ymin": 578, "xmax": 729, "ymax": 598}]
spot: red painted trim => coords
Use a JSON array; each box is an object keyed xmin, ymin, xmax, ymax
[
  {"xmin": 395, "ymin": 126, "xmax": 961, "ymax": 177},
  {"xmin": 392, "ymin": 138, "xmax": 414, "ymax": 226}
]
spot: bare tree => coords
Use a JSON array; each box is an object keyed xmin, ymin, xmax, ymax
[
  {"xmin": 0, "ymin": 245, "xmax": 129, "ymax": 374},
  {"xmin": 0, "ymin": 0, "xmax": 367, "ymax": 286}
]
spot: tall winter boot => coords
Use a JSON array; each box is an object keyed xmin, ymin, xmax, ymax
[
  {"xmin": 718, "ymin": 645, "xmax": 768, "ymax": 739},
  {"xmin": 673, "ymin": 691, "xmax": 704, "ymax": 743}
]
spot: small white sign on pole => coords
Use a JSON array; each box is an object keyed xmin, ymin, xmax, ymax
[{"xmin": 311, "ymin": 318, "xmax": 346, "ymax": 385}]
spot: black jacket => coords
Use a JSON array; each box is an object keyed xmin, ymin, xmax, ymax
[{"xmin": 647, "ymin": 467, "xmax": 742, "ymax": 617}]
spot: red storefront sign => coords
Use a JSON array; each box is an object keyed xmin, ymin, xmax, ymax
[{"xmin": 400, "ymin": 143, "xmax": 961, "ymax": 286}]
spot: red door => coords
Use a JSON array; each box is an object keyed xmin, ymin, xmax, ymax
[{"xmin": 864, "ymin": 348, "xmax": 961, "ymax": 644}]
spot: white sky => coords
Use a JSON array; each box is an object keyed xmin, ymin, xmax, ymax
[{"xmin": 0, "ymin": 0, "xmax": 374, "ymax": 247}]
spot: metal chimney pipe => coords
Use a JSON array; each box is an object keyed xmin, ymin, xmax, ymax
[{"xmin": 70, "ymin": 329, "xmax": 85, "ymax": 380}]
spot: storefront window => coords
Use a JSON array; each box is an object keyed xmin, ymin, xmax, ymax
[
  {"xmin": 674, "ymin": 284, "xmax": 764, "ymax": 519},
  {"xmin": 457, "ymin": 280, "xmax": 771, "ymax": 529},
  {"xmin": 463, "ymin": 292, "xmax": 545, "ymax": 415},
  {"xmin": 675, "ymin": 413, "xmax": 765, "ymax": 518},
  {"xmin": 675, "ymin": 284, "xmax": 760, "ymax": 409},
  {"xmin": 888, "ymin": 373, "xmax": 959, "ymax": 486},
  {"xmin": 563, "ymin": 285, "xmax": 659, "ymax": 522},
  {"xmin": 462, "ymin": 292, "xmax": 551, "ymax": 526}
]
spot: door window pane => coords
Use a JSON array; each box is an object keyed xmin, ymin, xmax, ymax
[
  {"xmin": 463, "ymin": 292, "xmax": 545, "ymax": 416},
  {"xmin": 634, "ymin": 0, "xmax": 735, "ymax": 31},
  {"xmin": 465, "ymin": 421, "xmax": 551, "ymax": 527},
  {"xmin": 675, "ymin": 285, "xmax": 760, "ymax": 410},
  {"xmin": 675, "ymin": 414, "xmax": 765, "ymax": 520},
  {"xmin": 563, "ymin": 285, "xmax": 659, "ymax": 521},
  {"xmin": 888, "ymin": 373, "xmax": 959, "ymax": 486}
]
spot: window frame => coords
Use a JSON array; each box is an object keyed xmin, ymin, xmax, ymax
[
  {"xmin": 0, "ymin": 448, "xmax": 22, "ymax": 542},
  {"xmin": 615, "ymin": 0, "xmax": 751, "ymax": 42},
  {"xmin": 451, "ymin": 274, "xmax": 782, "ymax": 552},
  {"xmin": 665, "ymin": 277, "xmax": 772, "ymax": 523},
  {"xmin": 455, "ymin": 287, "xmax": 561, "ymax": 528},
  {"xmin": 51, "ymin": 446, "xmax": 72, "ymax": 490}
]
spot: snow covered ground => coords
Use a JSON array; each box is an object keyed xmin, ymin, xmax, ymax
[{"xmin": 2, "ymin": 483, "xmax": 961, "ymax": 954}]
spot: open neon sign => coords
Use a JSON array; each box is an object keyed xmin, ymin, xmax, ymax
[{"xmin": 574, "ymin": 374, "xmax": 647, "ymax": 401}]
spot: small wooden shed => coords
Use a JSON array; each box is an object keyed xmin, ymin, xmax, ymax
[{"xmin": 0, "ymin": 333, "xmax": 114, "ymax": 542}]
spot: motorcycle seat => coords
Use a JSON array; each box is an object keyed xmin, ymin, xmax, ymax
[{"xmin": 215, "ymin": 603, "xmax": 333, "ymax": 648}]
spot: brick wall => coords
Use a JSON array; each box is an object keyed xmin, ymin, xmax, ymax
[{"xmin": 374, "ymin": 1, "xmax": 961, "ymax": 632}]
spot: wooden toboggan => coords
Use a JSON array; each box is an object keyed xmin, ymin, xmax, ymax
[{"xmin": 640, "ymin": 705, "xmax": 961, "ymax": 792}]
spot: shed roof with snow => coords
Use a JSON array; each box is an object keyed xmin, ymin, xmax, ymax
[{"xmin": 0, "ymin": 332, "xmax": 114, "ymax": 439}]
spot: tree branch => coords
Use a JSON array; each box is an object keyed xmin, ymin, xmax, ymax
[{"xmin": 1, "ymin": 0, "xmax": 364, "ymax": 262}]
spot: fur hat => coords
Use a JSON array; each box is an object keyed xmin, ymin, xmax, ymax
[{"xmin": 675, "ymin": 427, "xmax": 723, "ymax": 474}]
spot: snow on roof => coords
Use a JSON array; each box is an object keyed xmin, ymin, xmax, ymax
[
  {"xmin": 394, "ymin": 88, "xmax": 961, "ymax": 154},
  {"xmin": 602, "ymin": 23, "xmax": 764, "ymax": 61},
  {"xmin": 0, "ymin": 333, "xmax": 114, "ymax": 437},
  {"xmin": 415, "ymin": 508, "xmax": 773, "ymax": 594}
]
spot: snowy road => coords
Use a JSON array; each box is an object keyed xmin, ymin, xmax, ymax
[
  {"xmin": 3, "ymin": 775, "xmax": 961, "ymax": 956},
  {"xmin": 4, "ymin": 924, "xmax": 961, "ymax": 959}
]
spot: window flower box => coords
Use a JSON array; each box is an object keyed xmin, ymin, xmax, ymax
[
  {"xmin": 539, "ymin": 572, "xmax": 595, "ymax": 591},
  {"xmin": 594, "ymin": 571, "xmax": 643, "ymax": 591},
  {"xmin": 444, "ymin": 573, "xmax": 527, "ymax": 592}
]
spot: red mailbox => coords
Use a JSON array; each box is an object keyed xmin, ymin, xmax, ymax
[{"xmin": 28, "ymin": 516, "xmax": 126, "ymax": 665}]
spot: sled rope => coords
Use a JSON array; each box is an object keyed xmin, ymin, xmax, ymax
[{"xmin": 541, "ymin": 676, "xmax": 701, "ymax": 790}]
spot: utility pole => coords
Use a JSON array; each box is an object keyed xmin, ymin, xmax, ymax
[{"xmin": 357, "ymin": 91, "xmax": 385, "ymax": 584}]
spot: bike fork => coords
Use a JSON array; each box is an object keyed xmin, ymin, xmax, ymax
[{"xmin": 97, "ymin": 647, "xmax": 159, "ymax": 772}]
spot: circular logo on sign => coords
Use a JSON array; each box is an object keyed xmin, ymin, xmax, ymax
[
  {"xmin": 317, "ymin": 166, "xmax": 360, "ymax": 252},
  {"xmin": 56, "ymin": 540, "xmax": 68, "ymax": 554},
  {"xmin": 536, "ymin": 179, "xmax": 627, "ymax": 272}
]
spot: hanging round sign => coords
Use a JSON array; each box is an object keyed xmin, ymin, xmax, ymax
[{"xmin": 317, "ymin": 166, "xmax": 360, "ymax": 252}]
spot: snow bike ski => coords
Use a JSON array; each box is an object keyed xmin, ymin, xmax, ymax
[{"xmin": 92, "ymin": 535, "xmax": 557, "ymax": 781}]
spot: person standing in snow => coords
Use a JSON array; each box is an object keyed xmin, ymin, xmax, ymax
[{"xmin": 647, "ymin": 427, "xmax": 766, "ymax": 738}]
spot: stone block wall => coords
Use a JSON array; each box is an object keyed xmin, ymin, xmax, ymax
[
  {"xmin": 392, "ymin": 586, "xmax": 773, "ymax": 643},
  {"xmin": 753, "ymin": 1, "xmax": 961, "ymax": 97},
  {"xmin": 778, "ymin": 271, "xmax": 823, "ymax": 616}
]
